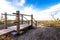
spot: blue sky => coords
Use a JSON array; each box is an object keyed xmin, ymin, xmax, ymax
[
  {"xmin": 0, "ymin": 0, "xmax": 60, "ymax": 20},
  {"xmin": 7, "ymin": 0, "xmax": 60, "ymax": 10},
  {"xmin": 25, "ymin": 0, "xmax": 60, "ymax": 9}
]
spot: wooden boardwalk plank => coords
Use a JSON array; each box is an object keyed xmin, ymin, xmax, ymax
[{"xmin": 0, "ymin": 24, "xmax": 31, "ymax": 36}]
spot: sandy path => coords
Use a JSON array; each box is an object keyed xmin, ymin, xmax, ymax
[{"xmin": 13, "ymin": 27, "xmax": 60, "ymax": 40}]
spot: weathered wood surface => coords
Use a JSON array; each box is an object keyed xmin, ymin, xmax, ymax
[{"xmin": 0, "ymin": 24, "xmax": 31, "ymax": 36}]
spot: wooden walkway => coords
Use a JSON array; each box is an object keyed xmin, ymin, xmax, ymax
[
  {"xmin": 0, "ymin": 24, "xmax": 31, "ymax": 36},
  {"xmin": 0, "ymin": 11, "xmax": 38, "ymax": 37}
]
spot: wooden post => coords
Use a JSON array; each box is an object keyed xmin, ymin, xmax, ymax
[
  {"xmin": 4, "ymin": 12, "xmax": 7, "ymax": 29},
  {"xmin": 28, "ymin": 20, "xmax": 30, "ymax": 24},
  {"xmin": 31, "ymin": 14, "xmax": 33, "ymax": 26},
  {"xmin": 21, "ymin": 14, "xmax": 23, "ymax": 24},
  {"xmin": 35, "ymin": 21, "xmax": 37, "ymax": 27},
  {"xmin": 16, "ymin": 11, "xmax": 20, "ymax": 34}
]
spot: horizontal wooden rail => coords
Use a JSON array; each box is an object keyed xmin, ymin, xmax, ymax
[
  {"xmin": 20, "ymin": 14, "xmax": 31, "ymax": 16},
  {"xmin": 23, "ymin": 16, "xmax": 30, "ymax": 24},
  {"xmin": 23, "ymin": 16, "xmax": 28, "ymax": 20},
  {"xmin": 2, "ymin": 13, "xmax": 31, "ymax": 16},
  {"xmin": 13, "ymin": 13, "xmax": 31, "ymax": 16},
  {"xmin": 2, "ymin": 14, "xmax": 15, "ymax": 16},
  {"xmin": 33, "ymin": 18, "xmax": 37, "ymax": 27}
]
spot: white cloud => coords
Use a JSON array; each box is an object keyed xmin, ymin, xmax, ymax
[
  {"xmin": 0, "ymin": 0, "xmax": 17, "ymax": 14},
  {"xmin": 21, "ymin": 5, "xmax": 34, "ymax": 14},
  {"xmin": 20, "ymin": 3, "xmax": 60, "ymax": 20},
  {"xmin": 0, "ymin": 0, "xmax": 17, "ymax": 20},
  {"xmin": 17, "ymin": 0, "xmax": 25, "ymax": 6}
]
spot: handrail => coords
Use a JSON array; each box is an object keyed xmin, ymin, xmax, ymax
[
  {"xmin": 2, "ymin": 14, "xmax": 15, "ymax": 16},
  {"xmin": 20, "ymin": 14, "xmax": 31, "ymax": 16},
  {"xmin": 23, "ymin": 16, "xmax": 28, "ymax": 20},
  {"xmin": 13, "ymin": 13, "xmax": 31, "ymax": 16},
  {"xmin": 2, "ymin": 13, "xmax": 31, "ymax": 16},
  {"xmin": 33, "ymin": 18, "xmax": 35, "ymax": 21},
  {"xmin": 23, "ymin": 16, "xmax": 37, "ymax": 27},
  {"xmin": 33, "ymin": 18, "xmax": 37, "ymax": 27},
  {"xmin": 23, "ymin": 16, "xmax": 30, "ymax": 24}
]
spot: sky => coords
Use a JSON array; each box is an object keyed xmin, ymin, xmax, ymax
[{"xmin": 0, "ymin": 0, "xmax": 60, "ymax": 20}]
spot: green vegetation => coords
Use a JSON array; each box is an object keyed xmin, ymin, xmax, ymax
[
  {"xmin": 0, "ymin": 20, "xmax": 15, "ymax": 27},
  {"xmin": 0, "ymin": 20, "xmax": 30, "ymax": 26},
  {"xmin": 0, "ymin": 19, "xmax": 60, "ymax": 27},
  {"xmin": 39, "ymin": 20, "xmax": 60, "ymax": 27},
  {"xmin": 0, "ymin": 33, "xmax": 14, "ymax": 40}
]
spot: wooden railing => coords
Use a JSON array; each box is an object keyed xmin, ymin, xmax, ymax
[
  {"xmin": 1, "ymin": 11, "xmax": 38, "ymax": 34},
  {"xmin": 33, "ymin": 18, "xmax": 37, "ymax": 27},
  {"xmin": 23, "ymin": 16, "xmax": 30, "ymax": 24}
]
